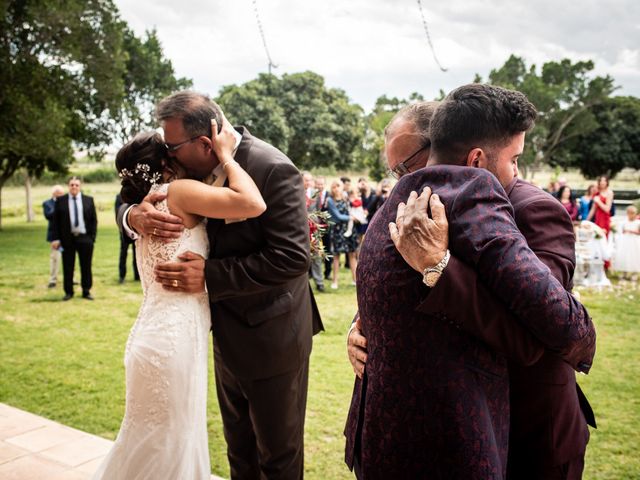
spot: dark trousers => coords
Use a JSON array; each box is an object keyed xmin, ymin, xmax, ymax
[
  {"xmin": 119, "ymin": 234, "xmax": 139, "ymax": 280},
  {"xmin": 62, "ymin": 235, "xmax": 94, "ymax": 296},
  {"xmin": 214, "ymin": 349, "xmax": 309, "ymax": 480},
  {"xmin": 322, "ymin": 232, "xmax": 332, "ymax": 278}
]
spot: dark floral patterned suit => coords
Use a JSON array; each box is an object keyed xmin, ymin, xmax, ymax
[
  {"xmin": 345, "ymin": 166, "xmax": 596, "ymax": 479},
  {"xmin": 418, "ymin": 178, "xmax": 595, "ymax": 478}
]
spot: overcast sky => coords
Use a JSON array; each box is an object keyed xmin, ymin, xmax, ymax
[{"xmin": 114, "ymin": 0, "xmax": 640, "ymax": 112}]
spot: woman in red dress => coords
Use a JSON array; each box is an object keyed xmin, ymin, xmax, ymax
[
  {"xmin": 588, "ymin": 175, "xmax": 614, "ymax": 269},
  {"xmin": 588, "ymin": 175, "xmax": 614, "ymax": 235}
]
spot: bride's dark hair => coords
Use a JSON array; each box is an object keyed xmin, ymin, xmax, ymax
[{"xmin": 115, "ymin": 132, "xmax": 169, "ymax": 204}]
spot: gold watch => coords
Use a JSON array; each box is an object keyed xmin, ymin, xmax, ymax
[{"xmin": 422, "ymin": 250, "xmax": 451, "ymax": 287}]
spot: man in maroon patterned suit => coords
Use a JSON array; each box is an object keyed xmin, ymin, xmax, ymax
[
  {"xmin": 348, "ymin": 99, "xmax": 596, "ymax": 479},
  {"xmin": 345, "ymin": 85, "xmax": 596, "ymax": 479}
]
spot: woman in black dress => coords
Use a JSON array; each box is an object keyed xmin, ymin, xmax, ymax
[{"xmin": 326, "ymin": 180, "xmax": 358, "ymax": 289}]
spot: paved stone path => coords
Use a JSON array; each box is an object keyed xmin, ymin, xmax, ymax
[{"xmin": 0, "ymin": 402, "xmax": 224, "ymax": 479}]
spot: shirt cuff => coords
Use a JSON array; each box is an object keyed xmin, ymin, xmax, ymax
[{"xmin": 123, "ymin": 205, "xmax": 139, "ymax": 240}]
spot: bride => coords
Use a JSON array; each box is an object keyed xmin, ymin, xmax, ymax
[{"xmin": 92, "ymin": 118, "xmax": 265, "ymax": 479}]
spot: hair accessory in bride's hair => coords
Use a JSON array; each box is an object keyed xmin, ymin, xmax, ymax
[{"xmin": 118, "ymin": 163, "xmax": 163, "ymax": 185}]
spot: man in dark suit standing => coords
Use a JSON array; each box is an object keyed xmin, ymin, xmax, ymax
[
  {"xmin": 344, "ymin": 86, "xmax": 595, "ymax": 478},
  {"xmin": 43, "ymin": 185, "xmax": 65, "ymax": 288},
  {"xmin": 52, "ymin": 177, "xmax": 97, "ymax": 301},
  {"xmin": 349, "ymin": 100, "xmax": 595, "ymax": 479},
  {"xmin": 119, "ymin": 91, "xmax": 322, "ymax": 479},
  {"xmin": 114, "ymin": 193, "xmax": 139, "ymax": 283}
]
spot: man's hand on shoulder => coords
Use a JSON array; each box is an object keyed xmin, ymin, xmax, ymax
[
  {"xmin": 348, "ymin": 317, "xmax": 368, "ymax": 379},
  {"xmin": 155, "ymin": 251, "xmax": 206, "ymax": 293},
  {"xmin": 389, "ymin": 187, "xmax": 449, "ymax": 273},
  {"xmin": 129, "ymin": 191, "xmax": 184, "ymax": 241}
]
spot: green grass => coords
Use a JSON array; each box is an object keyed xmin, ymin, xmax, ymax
[{"xmin": 0, "ymin": 210, "xmax": 638, "ymax": 479}]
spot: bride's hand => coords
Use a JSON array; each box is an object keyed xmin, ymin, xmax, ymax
[{"xmin": 210, "ymin": 112, "xmax": 236, "ymax": 162}]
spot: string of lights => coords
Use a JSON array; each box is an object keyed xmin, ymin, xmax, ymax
[
  {"xmin": 416, "ymin": 0, "xmax": 448, "ymax": 72},
  {"xmin": 252, "ymin": 0, "xmax": 278, "ymax": 74}
]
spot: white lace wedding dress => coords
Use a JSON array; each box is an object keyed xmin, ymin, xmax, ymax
[{"xmin": 93, "ymin": 184, "xmax": 212, "ymax": 479}]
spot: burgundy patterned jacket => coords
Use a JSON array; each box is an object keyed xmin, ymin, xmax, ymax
[
  {"xmin": 344, "ymin": 166, "xmax": 596, "ymax": 479},
  {"xmin": 418, "ymin": 179, "xmax": 595, "ymax": 475}
]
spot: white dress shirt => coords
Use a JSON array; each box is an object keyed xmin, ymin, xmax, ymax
[{"xmin": 68, "ymin": 193, "xmax": 86, "ymax": 235}]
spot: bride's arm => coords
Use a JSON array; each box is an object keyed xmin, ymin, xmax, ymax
[{"xmin": 168, "ymin": 118, "xmax": 266, "ymax": 220}]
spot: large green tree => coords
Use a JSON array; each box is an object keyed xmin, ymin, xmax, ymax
[
  {"xmin": 0, "ymin": 1, "xmax": 188, "ymax": 227},
  {"xmin": 552, "ymin": 96, "xmax": 640, "ymax": 178},
  {"xmin": 482, "ymin": 55, "xmax": 616, "ymax": 178},
  {"xmin": 216, "ymin": 71, "xmax": 364, "ymax": 170},
  {"xmin": 110, "ymin": 28, "xmax": 191, "ymax": 144}
]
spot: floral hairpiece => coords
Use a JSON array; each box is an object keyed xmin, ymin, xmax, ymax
[{"xmin": 118, "ymin": 163, "xmax": 163, "ymax": 185}]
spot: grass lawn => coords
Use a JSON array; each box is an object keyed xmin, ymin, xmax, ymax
[{"xmin": 0, "ymin": 210, "xmax": 638, "ymax": 479}]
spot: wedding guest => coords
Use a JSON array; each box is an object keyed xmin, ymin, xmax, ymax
[
  {"xmin": 558, "ymin": 185, "xmax": 579, "ymax": 221},
  {"xmin": 340, "ymin": 176, "xmax": 352, "ymax": 199},
  {"xmin": 358, "ymin": 177, "xmax": 376, "ymax": 234},
  {"xmin": 115, "ymin": 193, "xmax": 139, "ymax": 283},
  {"xmin": 588, "ymin": 175, "xmax": 614, "ymax": 236},
  {"xmin": 305, "ymin": 172, "xmax": 325, "ymax": 292},
  {"xmin": 52, "ymin": 177, "xmax": 97, "ymax": 300},
  {"xmin": 302, "ymin": 170, "xmax": 315, "ymax": 207},
  {"xmin": 326, "ymin": 180, "xmax": 357, "ymax": 288},
  {"xmin": 344, "ymin": 187, "xmax": 366, "ymax": 238},
  {"xmin": 314, "ymin": 176, "xmax": 333, "ymax": 280},
  {"xmin": 341, "ymin": 176, "xmax": 353, "ymax": 269},
  {"xmin": 613, "ymin": 205, "xmax": 640, "ymax": 279},
  {"xmin": 578, "ymin": 184, "xmax": 597, "ymax": 221},
  {"xmin": 367, "ymin": 179, "xmax": 392, "ymax": 219},
  {"xmin": 43, "ymin": 185, "xmax": 65, "ymax": 288}
]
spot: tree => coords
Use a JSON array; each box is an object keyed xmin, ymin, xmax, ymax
[
  {"xmin": 110, "ymin": 28, "xmax": 191, "ymax": 144},
  {"xmin": 481, "ymin": 55, "xmax": 617, "ymax": 178},
  {"xmin": 216, "ymin": 71, "xmax": 364, "ymax": 170},
  {"xmin": 552, "ymin": 96, "xmax": 640, "ymax": 178},
  {"xmin": 0, "ymin": 1, "xmax": 189, "ymax": 227}
]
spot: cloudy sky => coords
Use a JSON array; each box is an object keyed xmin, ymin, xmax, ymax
[{"xmin": 115, "ymin": 0, "xmax": 640, "ymax": 112}]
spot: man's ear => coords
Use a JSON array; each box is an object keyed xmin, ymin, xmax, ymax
[
  {"xmin": 199, "ymin": 136, "xmax": 213, "ymax": 154},
  {"xmin": 466, "ymin": 148, "xmax": 483, "ymax": 168}
]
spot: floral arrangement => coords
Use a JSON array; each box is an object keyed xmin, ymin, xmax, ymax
[{"xmin": 308, "ymin": 210, "xmax": 330, "ymax": 260}]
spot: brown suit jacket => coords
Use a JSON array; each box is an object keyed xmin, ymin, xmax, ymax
[
  {"xmin": 419, "ymin": 179, "xmax": 595, "ymax": 471},
  {"xmin": 204, "ymin": 127, "xmax": 323, "ymax": 380}
]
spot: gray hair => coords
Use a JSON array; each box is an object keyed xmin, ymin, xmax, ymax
[
  {"xmin": 384, "ymin": 101, "xmax": 440, "ymax": 147},
  {"xmin": 155, "ymin": 91, "xmax": 224, "ymax": 137}
]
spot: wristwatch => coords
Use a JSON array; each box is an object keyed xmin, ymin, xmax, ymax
[{"xmin": 422, "ymin": 250, "xmax": 450, "ymax": 287}]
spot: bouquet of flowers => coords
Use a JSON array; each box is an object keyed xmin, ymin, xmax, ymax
[{"xmin": 308, "ymin": 210, "xmax": 331, "ymax": 260}]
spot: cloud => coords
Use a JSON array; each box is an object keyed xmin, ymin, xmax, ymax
[{"xmin": 115, "ymin": 0, "xmax": 640, "ymax": 110}]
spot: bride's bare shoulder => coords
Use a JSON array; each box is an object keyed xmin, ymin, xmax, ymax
[{"xmin": 166, "ymin": 180, "xmax": 201, "ymax": 228}]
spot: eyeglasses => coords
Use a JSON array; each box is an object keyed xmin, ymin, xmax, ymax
[
  {"xmin": 387, "ymin": 143, "xmax": 430, "ymax": 179},
  {"xmin": 164, "ymin": 136, "xmax": 201, "ymax": 153}
]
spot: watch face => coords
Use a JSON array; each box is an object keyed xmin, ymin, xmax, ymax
[{"xmin": 425, "ymin": 271, "xmax": 440, "ymax": 287}]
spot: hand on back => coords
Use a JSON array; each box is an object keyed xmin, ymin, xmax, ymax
[{"xmin": 129, "ymin": 191, "xmax": 184, "ymax": 241}]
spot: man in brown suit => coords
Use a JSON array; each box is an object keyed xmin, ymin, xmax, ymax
[
  {"xmin": 120, "ymin": 91, "xmax": 323, "ymax": 479},
  {"xmin": 349, "ymin": 97, "xmax": 594, "ymax": 478}
]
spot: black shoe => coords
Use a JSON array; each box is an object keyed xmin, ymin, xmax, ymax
[
  {"xmin": 63, "ymin": 294, "xmax": 73, "ymax": 301},
  {"xmin": 48, "ymin": 282, "xmax": 56, "ymax": 288},
  {"xmin": 82, "ymin": 293, "xmax": 94, "ymax": 300},
  {"xmin": 317, "ymin": 285, "xmax": 325, "ymax": 292},
  {"xmin": 119, "ymin": 277, "xmax": 125, "ymax": 284}
]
